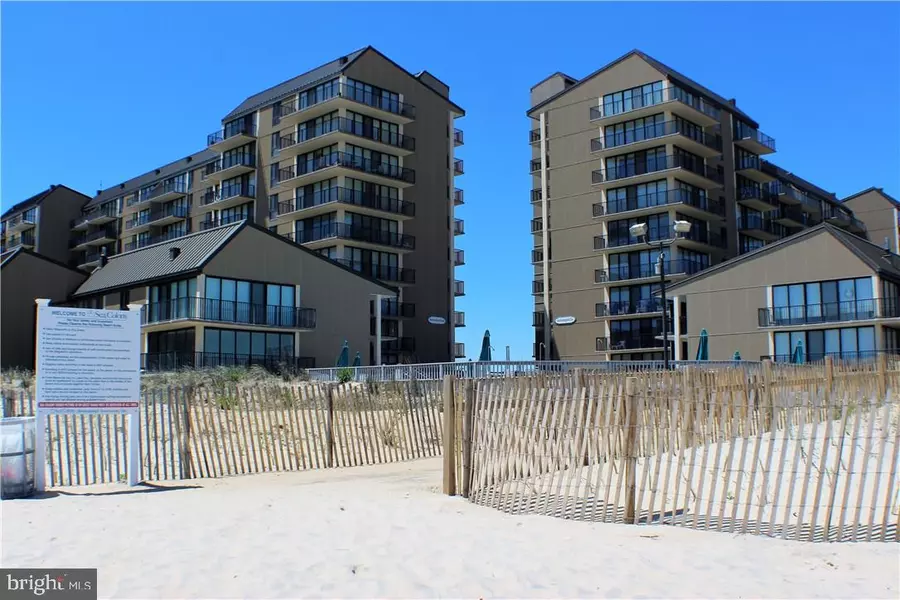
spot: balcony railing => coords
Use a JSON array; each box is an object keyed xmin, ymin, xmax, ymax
[
  {"xmin": 206, "ymin": 123, "xmax": 257, "ymax": 147},
  {"xmin": 607, "ymin": 333, "xmax": 668, "ymax": 351},
  {"xmin": 454, "ymin": 159, "xmax": 464, "ymax": 176},
  {"xmin": 377, "ymin": 300, "xmax": 416, "ymax": 318},
  {"xmin": 6, "ymin": 212, "xmax": 36, "ymax": 229},
  {"xmin": 595, "ymin": 188, "xmax": 725, "ymax": 218},
  {"xmin": 590, "ymin": 119, "xmax": 722, "ymax": 153},
  {"xmin": 454, "ymin": 249, "xmax": 465, "ymax": 266},
  {"xmin": 589, "ymin": 84, "xmax": 721, "ymax": 122},
  {"xmin": 758, "ymin": 298, "xmax": 900, "ymax": 328},
  {"xmin": 142, "ymin": 352, "xmax": 315, "ymax": 373},
  {"xmin": 70, "ymin": 225, "xmax": 117, "ymax": 247},
  {"xmin": 126, "ymin": 205, "xmax": 189, "ymax": 230},
  {"xmin": 453, "ymin": 311, "xmax": 466, "ymax": 327},
  {"xmin": 381, "ymin": 337, "xmax": 416, "ymax": 354},
  {"xmin": 199, "ymin": 213, "xmax": 253, "ymax": 231},
  {"xmin": 454, "ymin": 188, "xmax": 464, "ymax": 206},
  {"xmin": 276, "ymin": 117, "xmax": 415, "ymax": 153},
  {"xmin": 530, "ymin": 158, "xmax": 542, "ymax": 172},
  {"xmin": 332, "ymin": 258, "xmax": 416, "ymax": 284},
  {"xmin": 598, "ymin": 259, "xmax": 706, "ymax": 282},
  {"xmin": 592, "ymin": 154, "xmax": 723, "ymax": 185},
  {"xmin": 286, "ymin": 223, "xmax": 415, "ymax": 250},
  {"xmin": 737, "ymin": 215, "xmax": 786, "ymax": 237},
  {"xmin": 142, "ymin": 297, "xmax": 316, "ymax": 329},
  {"xmin": 343, "ymin": 83, "xmax": 416, "ymax": 119},
  {"xmin": 531, "ymin": 217, "xmax": 543, "ymax": 233},
  {"xmin": 71, "ymin": 205, "xmax": 118, "ymax": 229},
  {"xmin": 531, "ymin": 188, "xmax": 543, "ymax": 202},
  {"xmin": 204, "ymin": 152, "xmax": 256, "ymax": 178},
  {"xmin": 596, "ymin": 298, "xmax": 664, "ymax": 317},
  {"xmin": 4, "ymin": 231, "xmax": 35, "ymax": 249},
  {"xmin": 124, "ymin": 229, "xmax": 189, "ymax": 252},
  {"xmin": 270, "ymin": 187, "xmax": 414, "ymax": 219},
  {"xmin": 148, "ymin": 181, "xmax": 188, "ymax": 201},
  {"xmin": 453, "ymin": 219, "xmax": 465, "ymax": 235},
  {"xmin": 453, "ymin": 129, "xmax": 464, "ymax": 146},
  {"xmin": 532, "ymin": 249, "xmax": 543, "ymax": 263},
  {"xmin": 201, "ymin": 184, "xmax": 256, "ymax": 206},
  {"xmin": 734, "ymin": 123, "xmax": 776, "ymax": 153},
  {"xmin": 454, "ymin": 280, "xmax": 465, "ymax": 296},
  {"xmin": 275, "ymin": 152, "xmax": 415, "ymax": 184},
  {"xmin": 594, "ymin": 228, "xmax": 670, "ymax": 250},
  {"xmin": 454, "ymin": 342, "xmax": 466, "ymax": 358},
  {"xmin": 768, "ymin": 181, "xmax": 822, "ymax": 213},
  {"xmin": 737, "ymin": 184, "xmax": 778, "ymax": 207},
  {"xmin": 529, "ymin": 128, "xmax": 542, "ymax": 144}
]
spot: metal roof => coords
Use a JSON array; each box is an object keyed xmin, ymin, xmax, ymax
[
  {"xmin": 527, "ymin": 49, "xmax": 759, "ymax": 128},
  {"xmin": 73, "ymin": 223, "xmax": 242, "ymax": 296},
  {"xmin": 2, "ymin": 185, "xmax": 91, "ymax": 220},
  {"xmin": 85, "ymin": 148, "xmax": 218, "ymax": 209}
]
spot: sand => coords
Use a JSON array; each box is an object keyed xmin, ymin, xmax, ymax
[{"xmin": 2, "ymin": 458, "xmax": 897, "ymax": 599}]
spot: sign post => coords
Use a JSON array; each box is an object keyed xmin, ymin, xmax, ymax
[{"xmin": 34, "ymin": 300, "xmax": 143, "ymax": 491}]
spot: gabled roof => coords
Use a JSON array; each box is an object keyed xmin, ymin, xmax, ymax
[
  {"xmin": 1, "ymin": 246, "xmax": 89, "ymax": 277},
  {"xmin": 86, "ymin": 148, "xmax": 218, "ymax": 209},
  {"xmin": 222, "ymin": 46, "xmax": 465, "ymax": 122},
  {"xmin": 530, "ymin": 71, "xmax": 577, "ymax": 91},
  {"xmin": 73, "ymin": 221, "xmax": 398, "ymax": 297},
  {"xmin": 2, "ymin": 185, "xmax": 91, "ymax": 220},
  {"xmin": 665, "ymin": 223, "xmax": 900, "ymax": 295},
  {"xmin": 841, "ymin": 187, "xmax": 900, "ymax": 208},
  {"xmin": 527, "ymin": 49, "xmax": 759, "ymax": 127}
]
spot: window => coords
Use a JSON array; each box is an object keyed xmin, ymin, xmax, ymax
[
  {"xmin": 602, "ymin": 81, "xmax": 664, "ymax": 117},
  {"xmin": 607, "ymin": 213, "xmax": 669, "ymax": 247},
  {"xmin": 603, "ymin": 114, "xmax": 665, "ymax": 148},
  {"xmin": 299, "ymin": 78, "xmax": 339, "ymax": 109},
  {"xmin": 204, "ymin": 277, "xmax": 296, "ymax": 326},
  {"xmin": 148, "ymin": 279, "xmax": 198, "ymax": 322},
  {"xmin": 204, "ymin": 328, "xmax": 294, "ymax": 363},
  {"xmin": 346, "ymin": 78, "xmax": 400, "ymax": 113},
  {"xmin": 771, "ymin": 277, "xmax": 874, "ymax": 325},
  {"xmin": 775, "ymin": 327, "xmax": 876, "ymax": 362},
  {"xmin": 605, "ymin": 180, "xmax": 668, "ymax": 214},
  {"xmin": 605, "ymin": 147, "xmax": 667, "ymax": 180}
]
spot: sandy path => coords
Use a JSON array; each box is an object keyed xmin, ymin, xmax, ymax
[{"xmin": 2, "ymin": 459, "xmax": 897, "ymax": 599}]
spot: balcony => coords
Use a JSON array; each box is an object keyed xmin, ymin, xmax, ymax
[
  {"xmin": 142, "ymin": 297, "xmax": 316, "ymax": 330},
  {"xmin": 531, "ymin": 217, "xmax": 543, "ymax": 233},
  {"xmin": 274, "ymin": 117, "xmax": 416, "ymax": 160},
  {"xmin": 271, "ymin": 152, "xmax": 415, "ymax": 193},
  {"xmin": 590, "ymin": 119, "xmax": 723, "ymax": 158},
  {"xmin": 595, "ymin": 188, "xmax": 725, "ymax": 221},
  {"xmin": 277, "ymin": 83, "xmax": 416, "ymax": 126},
  {"xmin": 849, "ymin": 216, "xmax": 867, "ymax": 235},
  {"xmin": 769, "ymin": 181, "xmax": 821, "ymax": 213},
  {"xmin": 529, "ymin": 128, "xmax": 542, "ymax": 144},
  {"xmin": 533, "ymin": 311, "xmax": 545, "ymax": 327},
  {"xmin": 454, "ymin": 129, "xmax": 464, "ymax": 147},
  {"xmin": 371, "ymin": 318, "xmax": 400, "ymax": 339},
  {"xmin": 142, "ymin": 352, "xmax": 315, "ymax": 373},
  {"xmin": 269, "ymin": 186, "xmax": 414, "ymax": 223},
  {"xmin": 146, "ymin": 181, "xmax": 188, "ymax": 203},
  {"xmin": 737, "ymin": 184, "xmax": 779, "ymax": 212},
  {"xmin": 532, "ymin": 248, "xmax": 543, "ymax": 263},
  {"xmin": 127, "ymin": 205, "xmax": 188, "ymax": 232},
  {"xmin": 203, "ymin": 153, "xmax": 256, "ymax": 184},
  {"xmin": 679, "ymin": 226, "xmax": 726, "ymax": 250},
  {"xmin": 382, "ymin": 337, "xmax": 416, "ymax": 354},
  {"xmin": 206, "ymin": 124, "xmax": 257, "ymax": 153},
  {"xmin": 454, "ymin": 280, "xmax": 465, "ymax": 297},
  {"xmin": 454, "ymin": 342, "xmax": 466, "ymax": 359},
  {"xmin": 200, "ymin": 184, "xmax": 256, "ymax": 211},
  {"xmin": 6, "ymin": 212, "xmax": 35, "ymax": 233},
  {"xmin": 199, "ymin": 213, "xmax": 253, "ymax": 231},
  {"xmin": 530, "ymin": 158, "xmax": 542, "ymax": 173},
  {"xmin": 332, "ymin": 258, "xmax": 416, "ymax": 285},
  {"xmin": 454, "ymin": 159, "xmax": 465, "ymax": 176},
  {"xmin": 376, "ymin": 300, "xmax": 416, "ymax": 318},
  {"xmin": 454, "ymin": 188, "xmax": 464, "ymax": 206},
  {"xmin": 85, "ymin": 224, "xmax": 118, "ymax": 246},
  {"xmin": 758, "ymin": 298, "xmax": 900, "ymax": 328},
  {"xmin": 453, "ymin": 218, "xmax": 465, "ymax": 236},
  {"xmin": 453, "ymin": 311, "xmax": 466, "ymax": 327},
  {"xmin": 592, "ymin": 154, "xmax": 724, "ymax": 189},
  {"xmin": 607, "ymin": 333, "xmax": 666, "ymax": 352},
  {"xmin": 596, "ymin": 298, "xmax": 664, "ymax": 318},
  {"xmin": 71, "ymin": 205, "xmax": 118, "ymax": 230},
  {"xmin": 531, "ymin": 188, "xmax": 543, "ymax": 203},
  {"xmin": 3, "ymin": 231, "xmax": 34, "ymax": 251},
  {"xmin": 734, "ymin": 124, "xmax": 776, "ymax": 155},
  {"xmin": 822, "ymin": 205, "xmax": 853, "ymax": 227},
  {"xmin": 772, "ymin": 205, "xmax": 810, "ymax": 228},
  {"xmin": 532, "ymin": 280, "xmax": 544, "ymax": 294},
  {"xmin": 454, "ymin": 249, "xmax": 465, "ymax": 266},
  {"xmin": 77, "ymin": 250, "xmax": 102, "ymax": 271},
  {"xmin": 597, "ymin": 259, "xmax": 705, "ymax": 283},
  {"xmin": 69, "ymin": 233, "xmax": 91, "ymax": 250},
  {"xmin": 738, "ymin": 216, "xmax": 784, "ymax": 241},
  {"xmin": 589, "ymin": 84, "xmax": 721, "ymax": 127},
  {"xmin": 735, "ymin": 155, "xmax": 776, "ymax": 184},
  {"xmin": 124, "ymin": 229, "xmax": 189, "ymax": 252},
  {"xmin": 284, "ymin": 223, "xmax": 415, "ymax": 251}
]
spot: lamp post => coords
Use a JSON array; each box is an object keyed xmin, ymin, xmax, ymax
[
  {"xmin": 628, "ymin": 220, "xmax": 692, "ymax": 369},
  {"xmin": 538, "ymin": 342, "xmax": 546, "ymax": 361}
]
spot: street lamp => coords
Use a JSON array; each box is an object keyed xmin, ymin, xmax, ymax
[
  {"xmin": 628, "ymin": 220, "xmax": 692, "ymax": 369},
  {"xmin": 538, "ymin": 342, "xmax": 546, "ymax": 361}
]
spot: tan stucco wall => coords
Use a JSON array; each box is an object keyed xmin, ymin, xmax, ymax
[
  {"xmin": 669, "ymin": 230, "xmax": 875, "ymax": 360},
  {"xmin": 203, "ymin": 226, "xmax": 395, "ymax": 367},
  {"xmin": 842, "ymin": 190, "xmax": 896, "ymax": 252},
  {"xmin": 1, "ymin": 252, "xmax": 87, "ymax": 369}
]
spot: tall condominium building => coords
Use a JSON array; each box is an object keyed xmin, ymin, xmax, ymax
[
  {"xmin": 528, "ymin": 50, "xmax": 873, "ymax": 362},
  {"xmin": 1, "ymin": 185, "xmax": 91, "ymax": 261},
  {"xmin": 64, "ymin": 46, "xmax": 466, "ymax": 365}
]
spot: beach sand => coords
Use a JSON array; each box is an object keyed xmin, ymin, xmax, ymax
[{"xmin": 2, "ymin": 458, "xmax": 897, "ymax": 599}]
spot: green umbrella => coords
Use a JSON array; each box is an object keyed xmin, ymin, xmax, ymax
[
  {"xmin": 352, "ymin": 351, "xmax": 362, "ymax": 367},
  {"xmin": 733, "ymin": 351, "xmax": 742, "ymax": 361},
  {"xmin": 479, "ymin": 329, "xmax": 492, "ymax": 361},
  {"xmin": 695, "ymin": 329, "xmax": 709, "ymax": 361},
  {"xmin": 335, "ymin": 340, "xmax": 350, "ymax": 367},
  {"xmin": 791, "ymin": 339, "xmax": 805, "ymax": 364}
]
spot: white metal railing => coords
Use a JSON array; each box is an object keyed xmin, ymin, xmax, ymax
[{"xmin": 306, "ymin": 360, "xmax": 758, "ymax": 382}]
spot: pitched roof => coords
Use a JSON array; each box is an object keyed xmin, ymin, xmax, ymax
[
  {"xmin": 222, "ymin": 46, "xmax": 465, "ymax": 122},
  {"xmin": 530, "ymin": 71, "xmax": 578, "ymax": 91},
  {"xmin": 73, "ymin": 223, "xmax": 242, "ymax": 296},
  {"xmin": 527, "ymin": 49, "xmax": 759, "ymax": 127},
  {"xmin": 1, "ymin": 246, "xmax": 89, "ymax": 276},
  {"xmin": 665, "ymin": 223, "xmax": 900, "ymax": 295},
  {"xmin": 2, "ymin": 185, "xmax": 91, "ymax": 220},
  {"xmin": 85, "ymin": 148, "xmax": 218, "ymax": 209},
  {"xmin": 841, "ymin": 187, "xmax": 900, "ymax": 208},
  {"xmin": 73, "ymin": 221, "xmax": 398, "ymax": 297}
]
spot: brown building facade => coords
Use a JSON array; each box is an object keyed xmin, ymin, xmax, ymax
[{"xmin": 1, "ymin": 185, "xmax": 92, "ymax": 262}]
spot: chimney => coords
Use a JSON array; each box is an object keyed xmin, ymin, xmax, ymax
[
  {"xmin": 340, "ymin": 56, "xmax": 348, "ymax": 65},
  {"xmin": 99, "ymin": 247, "xmax": 109, "ymax": 267},
  {"xmin": 96, "ymin": 189, "xmax": 102, "ymax": 196},
  {"xmin": 729, "ymin": 98, "xmax": 737, "ymax": 106},
  {"xmin": 169, "ymin": 247, "xmax": 181, "ymax": 261},
  {"xmin": 885, "ymin": 237, "xmax": 891, "ymax": 251}
]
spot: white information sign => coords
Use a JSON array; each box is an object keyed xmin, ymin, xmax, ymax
[{"xmin": 34, "ymin": 300, "xmax": 143, "ymax": 491}]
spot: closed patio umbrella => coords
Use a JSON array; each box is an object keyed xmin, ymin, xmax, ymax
[
  {"xmin": 733, "ymin": 351, "xmax": 742, "ymax": 361},
  {"xmin": 352, "ymin": 351, "xmax": 362, "ymax": 367},
  {"xmin": 791, "ymin": 339, "xmax": 805, "ymax": 364},
  {"xmin": 336, "ymin": 340, "xmax": 350, "ymax": 367},
  {"xmin": 479, "ymin": 330, "xmax": 492, "ymax": 361},
  {"xmin": 695, "ymin": 329, "xmax": 709, "ymax": 361}
]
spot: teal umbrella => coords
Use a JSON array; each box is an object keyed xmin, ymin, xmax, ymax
[
  {"xmin": 791, "ymin": 339, "xmax": 805, "ymax": 364},
  {"xmin": 695, "ymin": 329, "xmax": 709, "ymax": 361},
  {"xmin": 335, "ymin": 340, "xmax": 350, "ymax": 367},
  {"xmin": 732, "ymin": 350, "xmax": 742, "ymax": 361},
  {"xmin": 479, "ymin": 329, "xmax": 492, "ymax": 361},
  {"xmin": 352, "ymin": 352, "xmax": 361, "ymax": 367}
]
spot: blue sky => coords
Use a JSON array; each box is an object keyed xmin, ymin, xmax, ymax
[{"xmin": 2, "ymin": 2, "xmax": 899, "ymax": 360}]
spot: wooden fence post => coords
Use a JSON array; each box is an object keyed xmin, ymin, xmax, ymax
[
  {"xmin": 824, "ymin": 355, "xmax": 834, "ymax": 391},
  {"xmin": 461, "ymin": 379, "xmax": 476, "ymax": 498},
  {"xmin": 181, "ymin": 386, "xmax": 193, "ymax": 479},
  {"xmin": 624, "ymin": 376, "xmax": 638, "ymax": 525},
  {"xmin": 442, "ymin": 374, "xmax": 457, "ymax": 495},
  {"xmin": 325, "ymin": 385, "xmax": 335, "ymax": 468},
  {"xmin": 877, "ymin": 353, "xmax": 887, "ymax": 398}
]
